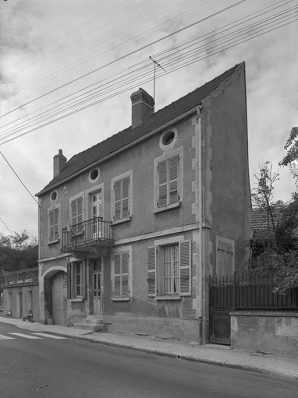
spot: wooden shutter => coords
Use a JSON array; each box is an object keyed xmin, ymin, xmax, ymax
[
  {"xmin": 114, "ymin": 181, "xmax": 121, "ymax": 221},
  {"xmin": 77, "ymin": 197, "xmax": 83, "ymax": 224},
  {"xmin": 67, "ymin": 262, "xmax": 72, "ymax": 299},
  {"xmin": 157, "ymin": 161, "xmax": 167, "ymax": 207},
  {"xmin": 121, "ymin": 252, "xmax": 129, "ymax": 297},
  {"xmin": 147, "ymin": 246, "xmax": 156, "ymax": 297},
  {"xmin": 179, "ymin": 240, "xmax": 191, "ymax": 296},
  {"xmin": 122, "ymin": 178, "xmax": 130, "ymax": 219},
  {"xmin": 114, "ymin": 253, "xmax": 121, "ymax": 296},
  {"xmin": 53, "ymin": 208, "xmax": 59, "ymax": 239},
  {"xmin": 217, "ymin": 242, "xmax": 233, "ymax": 277},
  {"xmin": 71, "ymin": 200, "xmax": 76, "ymax": 225},
  {"xmin": 49, "ymin": 210, "xmax": 54, "ymax": 241},
  {"xmin": 169, "ymin": 156, "xmax": 179, "ymax": 204},
  {"xmin": 82, "ymin": 262, "xmax": 87, "ymax": 299}
]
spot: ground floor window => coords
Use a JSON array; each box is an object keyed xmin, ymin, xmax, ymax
[
  {"xmin": 147, "ymin": 240, "xmax": 191, "ymax": 297},
  {"xmin": 67, "ymin": 261, "xmax": 86, "ymax": 299}
]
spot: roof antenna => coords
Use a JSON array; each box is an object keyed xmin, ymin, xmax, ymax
[{"xmin": 149, "ymin": 56, "xmax": 165, "ymax": 106}]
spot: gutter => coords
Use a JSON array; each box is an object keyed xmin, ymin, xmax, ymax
[{"xmin": 36, "ymin": 107, "xmax": 198, "ymax": 196}]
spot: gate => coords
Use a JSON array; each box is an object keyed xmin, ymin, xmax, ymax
[{"xmin": 209, "ymin": 276, "xmax": 234, "ymax": 345}]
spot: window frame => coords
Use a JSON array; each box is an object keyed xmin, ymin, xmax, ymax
[
  {"xmin": 112, "ymin": 246, "xmax": 132, "ymax": 301},
  {"xmin": 69, "ymin": 193, "xmax": 84, "ymax": 236},
  {"xmin": 111, "ymin": 171, "xmax": 133, "ymax": 224},
  {"xmin": 154, "ymin": 147, "xmax": 183, "ymax": 213},
  {"xmin": 147, "ymin": 237, "xmax": 191, "ymax": 299},
  {"xmin": 67, "ymin": 261, "xmax": 86, "ymax": 301},
  {"xmin": 48, "ymin": 205, "xmax": 60, "ymax": 244}
]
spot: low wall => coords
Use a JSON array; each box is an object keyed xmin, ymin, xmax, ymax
[
  {"xmin": 231, "ymin": 312, "xmax": 298, "ymax": 358},
  {"xmin": 104, "ymin": 315, "xmax": 201, "ymax": 343},
  {"xmin": 2, "ymin": 284, "xmax": 40, "ymax": 321}
]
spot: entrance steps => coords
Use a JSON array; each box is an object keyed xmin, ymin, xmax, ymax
[{"xmin": 74, "ymin": 315, "xmax": 106, "ymax": 332}]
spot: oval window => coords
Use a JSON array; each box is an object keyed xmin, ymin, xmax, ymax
[
  {"xmin": 89, "ymin": 168, "xmax": 99, "ymax": 182},
  {"xmin": 162, "ymin": 131, "xmax": 175, "ymax": 146},
  {"xmin": 50, "ymin": 190, "xmax": 58, "ymax": 201}
]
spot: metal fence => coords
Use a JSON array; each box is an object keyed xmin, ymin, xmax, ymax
[{"xmin": 209, "ymin": 273, "xmax": 298, "ymax": 312}]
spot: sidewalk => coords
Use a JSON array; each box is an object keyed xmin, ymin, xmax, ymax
[{"xmin": 1, "ymin": 316, "xmax": 297, "ymax": 379}]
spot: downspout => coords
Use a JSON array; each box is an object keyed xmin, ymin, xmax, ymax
[{"xmin": 197, "ymin": 104, "xmax": 204, "ymax": 344}]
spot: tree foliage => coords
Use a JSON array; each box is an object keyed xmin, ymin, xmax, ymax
[{"xmin": 250, "ymin": 161, "xmax": 298, "ymax": 294}]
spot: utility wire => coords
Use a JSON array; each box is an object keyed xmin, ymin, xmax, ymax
[
  {"xmin": 0, "ymin": 0, "xmax": 245, "ymax": 118},
  {"xmin": 0, "ymin": 217, "xmax": 13, "ymax": 235},
  {"xmin": 0, "ymin": 151, "xmax": 40, "ymax": 206},
  {"xmin": 0, "ymin": 4, "xmax": 296, "ymax": 142}
]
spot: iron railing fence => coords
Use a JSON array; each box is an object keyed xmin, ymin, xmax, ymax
[
  {"xmin": 62, "ymin": 216, "xmax": 112, "ymax": 251},
  {"xmin": 3, "ymin": 267, "xmax": 39, "ymax": 286},
  {"xmin": 209, "ymin": 273, "xmax": 298, "ymax": 312}
]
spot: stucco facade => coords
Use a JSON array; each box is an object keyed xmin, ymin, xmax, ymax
[{"xmin": 37, "ymin": 63, "xmax": 251, "ymax": 343}]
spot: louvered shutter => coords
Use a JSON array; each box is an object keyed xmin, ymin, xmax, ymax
[
  {"xmin": 179, "ymin": 240, "xmax": 191, "ymax": 296},
  {"xmin": 122, "ymin": 178, "xmax": 130, "ymax": 219},
  {"xmin": 121, "ymin": 252, "xmax": 129, "ymax": 296},
  {"xmin": 157, "ymin": 160, "xmax": 167, "ymax": 207},
  {"xmin": 114, "ymin": 181, "xmax": 121, "ymax": 221},
  {"xmin": 67, "ymin": 262, "xmax": 72, "ymax": 299},
  {"xmin": 49, "ymin": 210, "xmax": 54, "ymax": 241},
  {"xmin": 77, "ymin": 197, "xmax": 83, "ymax": 224},
  {"xmin": 53, "ymin": 208, "xmax": 59, "ymax": 239},
  {"xmin": 71, "ymin": 200, "xmax": 76, "ymax": 225},
  {"xmin": 114, "ymin": 253, "xmax": 121, "ymax": 296},
  {"xmin": 169, "ymin": 156, "xmax": 179, "ymax": 204},
  {"xmin": 82, "ymin": 262, "xmax": 87, "ymax": 299},
  {"xmin": 147, "ymin": 246, "xmax": 156, "ymax": 297}
]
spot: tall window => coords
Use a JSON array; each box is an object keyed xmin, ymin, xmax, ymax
[
  {"xmin": 157, "ymin": 156, "xmax": 179, "ymax": 207},
  {"xmin": 111, "ymin": 172, "xmax": 132, "ymax": 223},
  {"xmin": 67, "ymin": 262, "xmax": 86, "ymax": 299},
  {"xmin": 49, "ymin": 208, "xmax": 59, "ymax": 242},
  {"xmin": 112, "ymin": 251, "xmax": 130, "ymax": 299},
  {"xmin": 70, "ymin": 196, "xmax": 83, "ymax": 235},
  {"xmin": 147, "ymin": 240, "xmax": 191, "ymax": 297}
]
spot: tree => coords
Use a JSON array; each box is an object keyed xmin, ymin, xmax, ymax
[
  {"xmin": 250, "ymin": 161, "xmax": 298, "ymax": 294},
  {"xmin": 279, "ymin": 126, "xmax": 298, "ymax": 186}
]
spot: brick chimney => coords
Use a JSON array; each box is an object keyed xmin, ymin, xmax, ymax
[
  {"xmin": 53, "ymin": 149, "xmax": 67, "ymax": 178},
  {"xmin": 130, "ymin": 88, "xmax": 154, "ymax": 129}
]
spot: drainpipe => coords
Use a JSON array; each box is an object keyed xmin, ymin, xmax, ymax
[{"xmin": 197, "ymin": 104, "xmax": 204, "ymax": 344}]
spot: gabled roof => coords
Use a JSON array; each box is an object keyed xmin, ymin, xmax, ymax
[
  {"xmin": 37, "ymin": 62, "xmax": 243, "ymax": 196},
  {"xmin": 251, "ymin": 207, "xmax": 284, "ymax": 241}
]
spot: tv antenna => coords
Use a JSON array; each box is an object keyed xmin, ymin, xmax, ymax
[{"xmin": 149, "ymin": 56, "xmax": 165, "ymax": 104}]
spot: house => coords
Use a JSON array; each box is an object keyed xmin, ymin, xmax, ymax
[
  {"xmin": 2, "ymin": 268, "xmax": 39, "ymax": 321},
  {"xmin": 36, "ymin": 62, "xmax": 251, "ymax": 344}
]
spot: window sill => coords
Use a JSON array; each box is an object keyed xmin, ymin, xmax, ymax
[
  {"xmin": 156, "ymin": 295, "xmax": 181, "ymax": 301},
  {"xmin": 112, "ymin": 216, "xmax": 131, "ymax": 226},
  {"xmin": 70, "ymin": 297, "xmax": 84, "ymax": 303},
  {"xmin": 112, "ymin": 297, "xmax": 130, "ymax": 302},
  {"xmin": 48, "ymin": 239, "xmax": 60, "ymax": 245},
  {"xmin": 154, "ymin": 202, "xmax": 181, "ymax": 214}
]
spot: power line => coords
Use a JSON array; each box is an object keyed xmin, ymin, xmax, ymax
[
  {"xmin": 0, "ymin": 151, "xmax": 40, "ymax": 206},
  {"xmin": 0, "ymin": 0, "xmax": 245, "ymax": 119},
  {"xmin": 0, "ymin": 3, "xmax": 296, "ymax": 144},
  {"xmin": 0, "ymin": 217, "xmax": 13, "ymax": 235}
]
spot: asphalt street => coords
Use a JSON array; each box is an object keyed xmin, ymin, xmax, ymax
[{"xmin": 0, "ymin": 323, "xmax": 297, "ymax": 398}]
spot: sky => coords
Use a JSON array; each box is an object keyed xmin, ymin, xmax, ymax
[{"xmin": 0, "ymin": 0, "xmax": 297, "ymax": 238}]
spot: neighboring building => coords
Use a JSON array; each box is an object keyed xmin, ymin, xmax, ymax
[
  {"xmin": 2, "ymin": 268, "xmax": 39, "ymax": 321},
  {"xmin": 36, "ymin": 62, "xmax": 251, "ymax": 343}
]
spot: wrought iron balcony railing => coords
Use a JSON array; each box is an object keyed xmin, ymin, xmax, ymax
[{"xmin": 61, "ymin": 217, "xmax": 113, "ymax": 253}]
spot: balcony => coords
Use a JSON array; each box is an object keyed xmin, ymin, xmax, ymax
[{"xmin": 61, "ymin": 217, "xmax": 113, "ymax": 257}]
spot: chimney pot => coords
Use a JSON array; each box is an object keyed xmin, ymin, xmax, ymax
[{"xmin": 130, "ymin": 88, "xmax": 154, "ymax": 129}]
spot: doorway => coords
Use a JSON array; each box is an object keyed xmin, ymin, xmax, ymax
[
  {"xmin": 52, "ymin": 271, "xmax": 67, "ymax": 325},
  {"xmin": 16, "ymin": 292, "xmax": 23, "ymax": 318},
  {"xmin": 93, "ymin": 259, "xmax": 102, "ymax": 315}
]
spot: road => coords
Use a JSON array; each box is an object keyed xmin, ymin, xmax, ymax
[{"xmin": 0, "ymin": 323, "xmax": 297, "ymax": 398}]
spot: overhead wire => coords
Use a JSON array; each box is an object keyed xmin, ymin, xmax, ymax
[{"xmin": 0, "ymin": 2, "xmax": 296, "ymax": 143}]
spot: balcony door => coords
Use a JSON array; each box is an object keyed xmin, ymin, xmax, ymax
[
  {"xmin": 89, "ymin": 191, "xmax": 103, "ymax": 239},
  {"xmin": 93, "ymin": 259, "xmax": 102, "ymax": 315}
]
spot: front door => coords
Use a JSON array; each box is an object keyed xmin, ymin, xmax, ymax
[
  {"xmin": 90, "ymin": 191, "xmax": 103, "ymax": 239},
  {"xmin": 93, "ymin": 259, "xmax": 102, "ymax": 315},
  {"xmin": 52, "ymin": 271, "xmax": 67, "ymax": 325}
]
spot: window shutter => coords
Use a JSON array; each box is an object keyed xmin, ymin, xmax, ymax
[
  {"xmin": 53, "ymin": 208, "xmax": 59, "ymax": 239},
  {"xmin": 77, "ymin": 197, "xmax": 83, "ymax": 224},
  {"xmin": 121, "ymin": 252, "xmax": 129, "ymax": 297},
  {"xmin": 169, "ymin": 156, "xmax": 179, "ymax": 204},
  {"xmin": 82, "ymin": 262, "xmax": 87, "ymax": 299},
  {"xmin": 114, "ymin": 254, "xmax": 121, "ymax": 296},
  {"xmin": 147, "ymin": 246, "xmax": 156, "ymax": 297},
  {"xmin": 49, "ymin": 210, "xmax": 54, "ymax": 241},
  {"xmin": 67, "ymin": 262, "xmax": 72, "ymax": 299},
  {"xmin": 114, "ymin": 181, "xmax": 121, "ymax": 221},
  {"xmin": 158, "ymin": 161, "xmax": 167, "ymax": 207},
  {"xmin": 71, "ymin": 200, "xmax": 76, "ymax": 225},
  {"xmin": 122, "ymin": 178, "xmax": 130, "ymax": 219},
  {"xmin": 179, "ymin": 240, "xmax": 191, "ymax": 296}
]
